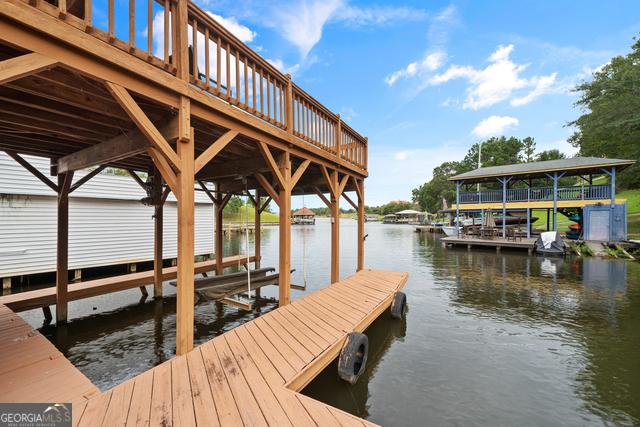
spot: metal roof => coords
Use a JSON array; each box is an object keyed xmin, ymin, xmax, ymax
[{"xmin": 449, "ymin": 157, "xmax": 636, "ymax": 183}]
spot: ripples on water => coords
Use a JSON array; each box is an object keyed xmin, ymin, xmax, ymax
[{"xmin": 20, "ymin": 219, "xmax": 640, "ymax": 426}]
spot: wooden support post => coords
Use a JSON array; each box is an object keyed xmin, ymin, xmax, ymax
[
  {"xmin": 174, "ymin": 0, "xmax": 189, "ymax": 81},
  {"xmin": 254, "ymin": 188, "xmax": 262, "ymax": 299},
  {"xmin": 356, "ymin": 179, "xmax": 365, "ymax": 271},
  {"xmin": 330, "ymin": 187, "xmax": 339, "ymax": 283},
  {"xmin": 153, "ymin": 168, "xmax": 164, "ymax": 298},
  {"xmin": 175, "ymin": 99, "xmax": 194, "ymax": 356},
  {"xmin": 2, "ymin": 277, "xmax": 11, "ymax": 291},
  {"xmin": 214, "ymin": 183, "xmax": 224, "ymax": 275},
  {"xmin": 42, "ymin": 306, "xmax": 53, "ymax": 324},
  {"xmin": 278, "ymin": 152, "xmax": 292, "ymax": 305},
  {"xmin": 455, "ymin": 181, "xmax": 461, "ymax": 237},
  {"xmin": 56, "ymin": 171, "xmax": 73, "ymax": 325}
]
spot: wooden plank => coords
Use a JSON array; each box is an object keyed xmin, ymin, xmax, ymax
[
  {"xmin": 78, "ymin": 390, "xmax": 112, "ymax": 427},
  {"xmin": 149, "ymin": 360, "xmax": 172, "ymax": 427},
  {"xmin": 258, "ymin": 315, "xmax": 314, "ymax": 363},
  {"xmin": 199, "ymin": 343, "xmax": 244, "ymax": 426},
  {"xmin": 283, "ymin": 304, "xmax": 341, "ymax": 342},
  {"xmin": 102, "ymin": 378, "xmax": 134, "ymax": 426},
  {"xmin": 221, "ymin": 334, "xmax": 292, "ymax": 426},
  {"xmin": 250, "ymin": 319, "xmax": 307, "ymax": 372},
  {"xmin": 171, "ymin": 356, "xmax": 196, "ymax": 426},
  {"xmin": 185, "ymin": 349, "xmax": 220, "ymax": 427},
  {"xmin": 227, "ymin": 330, "xmax": 316, "ymax": 427},
  {"xmin": 296, "ymin": 394, "xmax": 342, "ymax": 427},
  {"xmin": 0, "ymin": 52, "xmax": 57, "ymax": 85},
  {"xmin": 242, "ymin": 322, "xmax": 297, "ymax": 380},
  {"xmin": 125, "ymin": 370, "xmax": 154, "ymax": 426}
]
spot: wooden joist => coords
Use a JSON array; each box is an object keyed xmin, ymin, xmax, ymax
[{"xmin": 0, "ymin": 52, "xmax": 58, "ymax": 85}]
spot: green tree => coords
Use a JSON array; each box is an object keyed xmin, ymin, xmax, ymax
[
  {"xmin": 522, "ymin": 137, "xmax": 536, "ymax": 162},
  {"xmin": 224, "ymin": 196, "xmax": 243, "ymax": 213},
  {"xmin": 536, "ymin": 149, "xmax": 566, "ymax": 162},
  {"xmin": 569, "ymin": 36, "xmax": 640, "ymax": 189}
]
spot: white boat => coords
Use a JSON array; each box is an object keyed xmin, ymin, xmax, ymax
[{"xmin": 442, "ymin": 226, "xmax": 462, "ymax": 236}]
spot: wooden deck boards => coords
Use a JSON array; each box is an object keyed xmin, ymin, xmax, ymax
[
  {"xmin": 0, "ymin": 255, "xmax": 255, "ymax": 312},
  {"xmin": 0, "ymin": 304, "xmax": 100, "ymax": 407},
  {"xmin": 0, "ymin": 269, "xmax": 407, "ymax": 426}
]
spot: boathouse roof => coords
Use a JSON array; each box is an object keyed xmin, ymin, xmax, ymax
[
  {"xmin": 449, "ymin": 157, "xmax": 636, "ymax": 183},
  {"xmin": 293, "ymin": 207, "xmax": 315, "ymax": 216}
]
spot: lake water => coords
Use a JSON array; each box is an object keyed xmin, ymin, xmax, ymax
[{"xmin": 20, "ymin": 218, "xmax": 640, "ymax": 426}]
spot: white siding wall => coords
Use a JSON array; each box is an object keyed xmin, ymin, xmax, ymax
[{"xmin": 0, "ymin": 152, "xmax": 214, "ymax": 278}]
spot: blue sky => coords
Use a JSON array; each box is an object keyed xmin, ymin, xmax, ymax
[{"xmin": 190, "ymin": 1, "xmax": 638, "ymax": 206}]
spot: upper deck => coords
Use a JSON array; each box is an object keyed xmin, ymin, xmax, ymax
[{"xmin": 0, "ymin": 0, "xmax": 367, "ymax": 183}]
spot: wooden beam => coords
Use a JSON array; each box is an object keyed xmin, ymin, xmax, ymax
[
  {"xmin": 342, "ymin": 192, "xmax": 358, "ymax": 210},
  {"xmin": 105, "ymin": 81, "xmax": 181, "ymax": 170},
  {"xmin": 0, "ymin": 53, "xmax": 58, "ymax": 85},
  {"xmin": 175, "ymin": 114, "xmax": 195, "ymax": 356},
  {"xmin": 5, "ymin": 150, "xmax": 58, "ymax": 192},
  {"xmin": 255, "ymin": 172, "xmax": 280, "ymax": 207},
  {"xmin": 312, "ymin": 186, "xmax": 332, "ymax": 209},
  {"xmin": 320, "ymin": 165, "xmax": 336, "ymax": 197},
  {"xmin": 69, "ymin": 165, "xmax": 106, "ymax": 193},
  {"xmin": 56, "ymin": 123, "xmax": 178, "ymax": 173},
  {"xmin": 194, "ymin": 130, "xmax": 238, "ymax": 173},
  {"xmin": 197, "ymin": 180, "xmax": 216, "ymax": 202},
  {"xmin": 289, "ymin": 159, "xmax": 310, "ymax": 190},
  {"xmin": 126, "ymin": 169, "xmax": 146, "ymax": 190},
  {"xmin": 351, "ymin": 175, "xmax": 362, "ymax": 201},
  {"xmin": 277, "ymin": 152, "xmax": 292, "ymax": 306},
  {"xmin": 153, "ymin": 168, "xmax": 164, "ymax": 298},
  {"xmin": 220, "ymin": 193, "xmax": 233, "ymax": 210},
  {"xmin": 356, "ymin": 179, "xmax": 365, "ymax": 271},
  {"xmin": 257, "ymin": 141, "xmax": 285, "ymax": 188},
  {"xmin": 56, "ymin": 171, "xmax": 73, "ymax": 324},
  {"xmin": 148, "ymin": 147, "xmax": 179, "ymax": 197},
  {"xmin": 258, "ymin": 196, "xmax": 272, "ymax": 214},
  {"xmin": 214, "ymin": 182, "xmax": 223, "ymax": 275},
  {"xmin": 161, "ymin": 186, "xmax": 171, "ymax": 205},
  {"xmin": 337, "ymin": 173, "xmax": 349, "ymax": 196},
  {"xmin": 197, "ymin": 156, "xmax": 269, "ymax": 180}
]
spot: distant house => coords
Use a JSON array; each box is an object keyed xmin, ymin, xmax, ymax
[
  {"xmin": 292, "ymin": 207, "xmax": 315, "ymax": 225},
  {"xmin": 395, "ymin": 209, "xmax": 425, "ymax": 224},
  {"xmin": 0, "ymin": 152, "xmax": 214, "ymax": 282}
]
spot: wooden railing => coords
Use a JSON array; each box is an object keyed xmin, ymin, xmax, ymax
[
  {"xmin": 26, "ymin": 0, "xmax": 367, "ymax": 170},
  {"xmin": 458, "ymin": 184, "xmax": 611, "ymax": 204}
]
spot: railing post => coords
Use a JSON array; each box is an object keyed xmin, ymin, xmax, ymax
[
  {"xmin": 285, "ymin": 74, "xmax": 294, "ymax": 134},
  {"xmin": 336, "ymin": 114, "xmax": 342, "ymax": 158},
  {"xmin": 364, "ymin": 137, "xmax": 368, "ymax": 169},
  {"xmin": 174, "ymin": 0, "xmax": 190, "ymax": 81}
]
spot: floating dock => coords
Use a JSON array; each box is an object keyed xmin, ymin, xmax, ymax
[
  {"xmin": 0, "ymin": 269, "xmax": 407, "ymax": 426},
  {"xmin": 442, "ymin": 236, "xmax": 536, "ymax": 253}
]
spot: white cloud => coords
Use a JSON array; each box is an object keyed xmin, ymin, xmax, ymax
[
  {"xmin": 268, "ymin": 0, "xmax": 427, "ymax": 59},
  {"xmin": 336, "ymin": 4, "xmax": 427, "ymax": 27},
  {"xmin": 266, "ymin": 58, "xmax": 300, "ymax": 75},
  {"xmin": 206, "ymin": 12, "xmax": 256, "ymax": 43},
  {"xmin": 385, "ymin": 51, "xmax": 445, "ymax": 86},
  {"xmin": 472, "ymin": 115, "xmax": 519, "ymax": 138},
  {"xmin": 511, "ymin": 72, "xmax": 557, "ymax": 106},
  {"xmin": 429, "ymin": 44, "xmax": 561, "ymax": 109},
  {"xmin": 385, "ymin": 5, "xmax": 457, "ymax": 86}
]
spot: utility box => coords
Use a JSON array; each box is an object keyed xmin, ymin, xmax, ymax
[{"xmin": 583, "ymin": 203, "xmax": 627, "ymax": 242}]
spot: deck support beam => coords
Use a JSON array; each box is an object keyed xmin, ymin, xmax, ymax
[
  {"xmin": 0, "ymin": 52, "xmax": 58, "ymax": 85},
  {"xmin": 56, "ymin": 171, "xmax": 73, "ymax": 324},
  {"xmin": 455, "ymin": 181, "xmax": 461, "ymax": 237},
  {"xmin": 354, "ymin": 178, "xmax": 365, "ymax": 271},
  {"xmin": 175, "ymin": 97, "xmax": 194, "ymax": 356},
  {"xmin": 277, "ymin": 152, "xmax": 292, "ymax": 305},
  {"xmin": 320, "ymin": 167, "xmax": 349, "ymax": 283},
  {"xmin": 153, "ymin": 168, "xmax": 164, "ymax": 298},
  {"xmin": 253, "ymin": 188, "xmax": 261, "ymax": 297}
]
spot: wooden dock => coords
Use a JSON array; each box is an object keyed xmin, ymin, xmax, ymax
[
  {"xmin": 0, "ymin": 304, "xmax": 100, "ymax": 406},
  {"xmin": 0, "ymin": 269, "xmax": 407, "ymax": 426},
  {"xmin": 0, "ymin": 255, "xmax": 255, "ymax": 313},
  {"xmin": 442, "ymin": 236, "xmax": 536, "ymax": 253}
]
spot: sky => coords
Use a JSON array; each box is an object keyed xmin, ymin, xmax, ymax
[{"xmin": 119, "ymin": 0, "xmax": 640, "ymax": 207}]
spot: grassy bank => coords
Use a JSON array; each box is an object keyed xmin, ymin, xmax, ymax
[
  {"xmin": 222, "ymin": 205, "xmax": 279, "ymax": 224},
  {"xmin": 531, "ymin": 189, "xmax": 640, "ymax": 238}
]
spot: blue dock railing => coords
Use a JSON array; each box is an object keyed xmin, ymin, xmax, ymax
[{"xmin": 458, "ymin": 184, "xmax": 611, "ymax": 204}]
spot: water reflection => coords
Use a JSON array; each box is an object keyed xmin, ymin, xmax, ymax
[{"xmin": 18, "ymin": 221, "xmax": 640, "ymax": 425}]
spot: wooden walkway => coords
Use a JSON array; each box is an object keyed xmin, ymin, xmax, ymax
[
  {"xmin": 0, "ymin": 304, "xmax": 100, "ymax": 406},
  {"xmin": 442, "ymin": 236, "xmax": 536, "ymax": 252},
  {"xmin": 71, "ymin": 269, "xmax": 408, "ymax": 426},
  {"xmin": 0, "ymin": 255, "xmax": 255, "ymax": 312}
]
